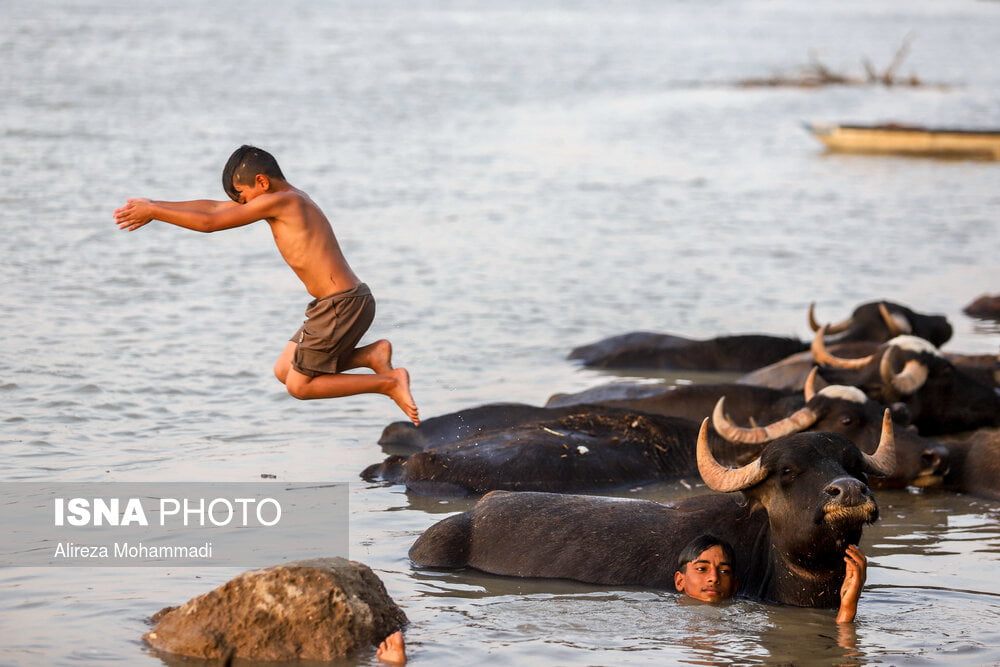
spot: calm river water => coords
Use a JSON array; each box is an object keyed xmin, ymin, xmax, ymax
[{"xmin": 2, "ymin": 0, "xmax": 999, "ymax": 665}]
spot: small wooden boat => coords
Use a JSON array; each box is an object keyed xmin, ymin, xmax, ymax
[{"xmin": 805, "ymin": 122, "xmax": 1000, "ymax": 159}]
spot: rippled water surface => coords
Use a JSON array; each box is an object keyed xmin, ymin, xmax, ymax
[{"xmin": 2, "ymin": 0, "xmax": 999, "ymax": 664}]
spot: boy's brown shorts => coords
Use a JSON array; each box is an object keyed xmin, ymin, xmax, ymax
[{"xmin": 290, "ymin": 283, "xmax": 376, "ymax": 377}]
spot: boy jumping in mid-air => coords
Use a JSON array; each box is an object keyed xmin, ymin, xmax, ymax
[{"xmin": 114, "ymin": 145, "xmax": 419, "ymax": 425}]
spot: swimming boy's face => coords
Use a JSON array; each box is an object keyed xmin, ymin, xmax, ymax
[
  {"xmin": 232, "ymin": 175, "xmax": 267, "ymax": 204},
  {"xmin": 674, "ymin": 545, "xmax": 736, "ymax": 603}
]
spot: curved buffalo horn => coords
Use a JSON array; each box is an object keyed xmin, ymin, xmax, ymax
[
  {"xmin": 877, "ymin": 302, "xmax": 910, "ymax": 337},
  {"xmin": 811, "ymin": 325, "xmax": 875, "ymax": 369},
  {"xmin": 808, "ymin": 303, "xmax": 853, "ymax": 335},
  {"xmin": 861, "ymin": 409, "xmax": 897, "ymax": 477},
  {"xmin": 712, "ymin": 397, "xmax": 819, "ymax": 445},
  {"xmin": 803, "ymin": 366, "xmax": 819, "ymax": 402},
  {"xmin": 878, "ymin": 344, "xmax": 929, "ymax": 396},
  {"xmin": 896, "ymin": 360, "xmax": 930, "ymax": 397},
  {"xmin": 697, "ymin": 418, "xmax": 768, "ymax": 492}
]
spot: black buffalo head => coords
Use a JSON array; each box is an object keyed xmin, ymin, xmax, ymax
[
  {"xmin": 808, "ymin": 300, "xmax": 952, "ymax": 347},
  {"xmin": 710, "ymin": 374, "xmax": 948, "ymax": 489},
  {"xmin": 812, "ymin": 329, "xmax": 1000, "ymax": 435},
  {"xmin": 697, "ymin": 410, "xmax": 894, "ymax": 571}
]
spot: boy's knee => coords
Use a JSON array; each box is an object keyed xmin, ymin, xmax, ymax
[
  {"xmin": 274, "ymin": 358, "xmax": 291, "ymax": 383},
  {"xmin": 274, "ymin": 342, "xmax": 296, "ymax": 382},
  {"xmin": 284, "ymin": 374, "xmax": 311, "ymax": 400}
]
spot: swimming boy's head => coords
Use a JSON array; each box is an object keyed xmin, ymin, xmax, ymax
[
  {"xmin": 222, "ymin": 145, "xmax": 285, "ymax": 202},
  {"xmin": 674, "ymin": 535, "xmax": 737, "ymax": 603}
]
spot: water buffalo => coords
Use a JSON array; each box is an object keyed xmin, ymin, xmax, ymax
[
  {"xmin": 944, "ymin": 352, "xmax": 1000, "ymax": 391},
  {"xmin": 812, "ymin": 330, "xmax": 1000, "ymax": 435},
  {"xmin": 808, "ymin": 301, "xmax": 952, "ymax": 347},
  {"xmin": 546, "ymin": 382, "xmax": 679, "ymax": 408},
  {"xmin": 963, "ymin": 294, "xmax": 1000, "ymax": 321},
  {"xmin": 738, "ymin": 347, "xmax": 998, "ymax": 396},
  {"xmin": 568, "ymin": 301, "xmax": 951, "ymax": 372},
  {"xmin": 547, "ymin": 381, "xmax": 802, "ymax": 423},
  {"xmin": 409, "ymin": 413, "xmax": 896, "ymax": 608},
  {"xmin": 939, "ymin": 428, "xmax": 1000, "ymax": 500},
  {"xmin": 709, "ymin": 386, "xmax": 947, "ymax": 489},
  {"xmin": 550, "ymin": 371, "xmax": 835, "ymax": 425},
  {"xmin": 378, "ymin": 403, "xmax": 570, "ymax": 453},
  {"xmin": 547, "ymin": 371, "xmax": 947, "ymax": 489},
  {"xmin": 737, "ymin": 343, "xmax": 875, "ymax": 391},
  {"xmin": 568, "ymin": 332, "xmax": 808, "ymax": 372},
  {"xmin": 374, "ymin": 371, "xmax": 945, "ymax": 493},
  {"xmin": 365, "ymin": 405, "xmax": 748, "ymax": 496}
]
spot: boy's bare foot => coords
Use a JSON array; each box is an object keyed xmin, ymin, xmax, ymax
[
  {"xmin": 376, "ymin": 630, "xmax": 406, "ymax": 664},
  {"xmin": 387, "ymin": 368, "xmax": 419, "ymax": 425}
]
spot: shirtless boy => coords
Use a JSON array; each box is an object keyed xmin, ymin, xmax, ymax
[
  {"xmin": 114, "ymin": 145, "xmax": 419, "ymax": 425},
  {"xmin": 674, "ymin": 535, "xmax": 866, "ymax": 622}
]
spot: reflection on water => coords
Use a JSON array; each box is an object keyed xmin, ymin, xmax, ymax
[
  {"xmin": 2, "ymin": 0, "xmax": 999, "ymax": 664},
  {"xmin": 970, "ymin": 320, "xmax": 1000, "ymax": 337}
]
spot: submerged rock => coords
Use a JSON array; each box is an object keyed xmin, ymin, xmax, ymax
[{"xmin": 144, "ymin": 557, "xmax": 406, "ymax": 662}]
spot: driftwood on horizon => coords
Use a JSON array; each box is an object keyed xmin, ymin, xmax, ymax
[{"xmin": 739, "ymin": 34, "xmax": 944, "ymax": 89}]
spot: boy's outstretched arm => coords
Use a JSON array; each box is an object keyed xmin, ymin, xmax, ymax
[
  {"xmin": 114, "ymin": 194, "xmax": 283, "ymax": 233},
  {"xmin": 836, "ymin": 545, "xmax": 867, "ymax": 623}
]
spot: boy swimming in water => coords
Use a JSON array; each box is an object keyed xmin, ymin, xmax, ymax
[
  {"xmin": 376, "ymin": 631, "xmax": 406, "ymax": 664},
  {"xmin": 674, "ymin": 535, "xmax": 866, "ymax": 622},
  {"xmin": 114, "ymin": 145, "xmax": 419, "ymax": 425},
  {"xmin": 673, "ymin": 534, "xmax": 739, "ymax": 603}
]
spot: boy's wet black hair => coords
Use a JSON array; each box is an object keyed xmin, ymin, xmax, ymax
[
  {"xmin": 222, "ymin": 145, "xmax": 285, "ymax": 201},
  {"xmin": 676, "ymin": 534, "xmax": 735, "ymax": 573}
]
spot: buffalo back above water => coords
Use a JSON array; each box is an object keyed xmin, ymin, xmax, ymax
[
  {"xmin": 568, "ymin": 300, "xmax": 952, "ymax": 374},
  {"xmin": 366, "ymin": 406, "xmax": 747, "ymax": 496},
  {"xmin": 568, "ymin": 333, "xmax": 809, "ymax": 372},
  {"xmin": 940, "ymin": 428, "xmax": 1000, "ymax": 500}
]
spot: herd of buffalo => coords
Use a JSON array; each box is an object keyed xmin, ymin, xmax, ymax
[{"xmin": 364, "ymin": 299, "xmax": 1000, "ymax": 609}]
